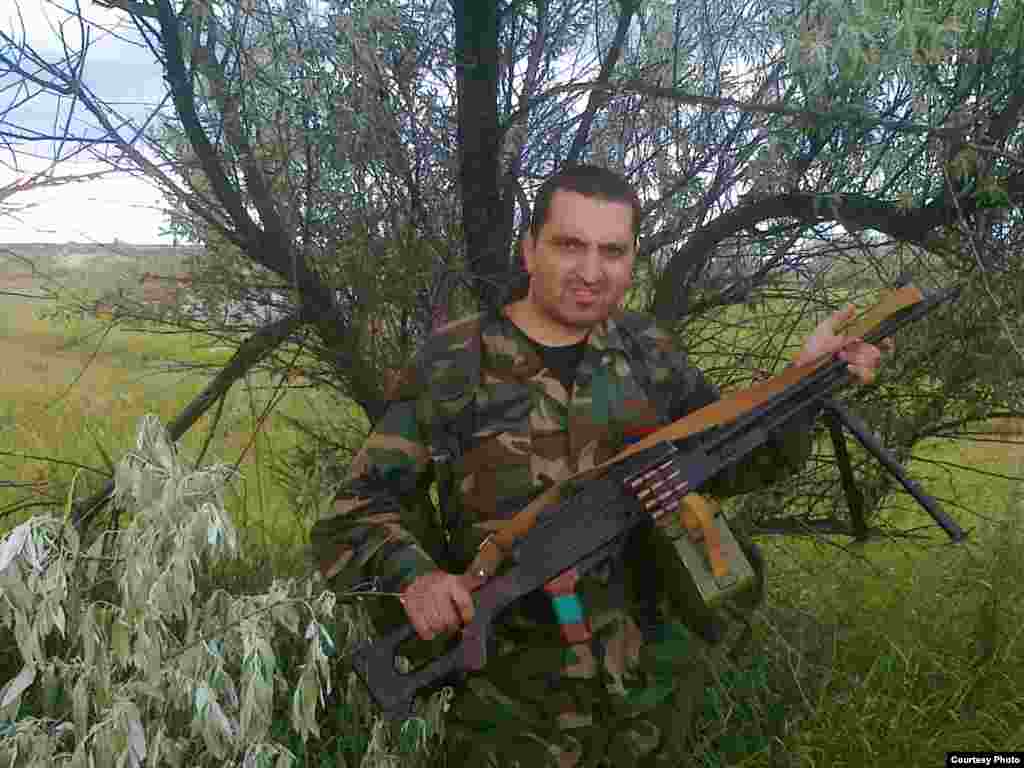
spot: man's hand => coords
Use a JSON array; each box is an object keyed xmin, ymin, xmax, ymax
[
  {"xmin": 793, "ymin": 304, "xmax": 892, "ymax": 385},
  {"xmin": 400, "ymin": 570, "xmax": 475, "ymax": 641}
]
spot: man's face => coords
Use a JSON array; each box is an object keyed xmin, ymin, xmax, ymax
[{"xmin": 522, "ymin": 189, "xmax": 636, "ymax": 334}]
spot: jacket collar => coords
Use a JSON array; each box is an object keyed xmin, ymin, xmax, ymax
[{"xmin": 479, "ymin": 305, "xmax": 632, "ymax": 378}]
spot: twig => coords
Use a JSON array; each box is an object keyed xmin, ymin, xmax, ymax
[
  {"xmin": 910, "ymin": 456, "xmax": 1024, "ymax": 483},
  {"xmin": 45, "ymin": 321, "xmax": 118, "ymax": 411},
  {"xmin": 0, "ymin": 450, "xmax": 108, "ymax": 476},
  {"xmin": 942, "ymin": 165, "xmax": 1024, "ymax": 367},
  {"xmin": 71, "ymin": 312, "xmax": 304, "ymax": 529}
]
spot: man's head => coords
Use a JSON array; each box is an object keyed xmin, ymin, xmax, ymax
[
  {"xmin": 520, "ymin": 165, "xmax": 640, "ymax": 340},
  {"xmin": 529, "ymin": 164, "xmax": 642, "ymax": 241}
]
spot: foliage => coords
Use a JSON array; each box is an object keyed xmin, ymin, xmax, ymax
[
  {"xmin": 5, "ymin": 0, "xmax": 1024, "ymax": 534},
  {"xmin": 2, "ymin": 263, "xmax": 1024, "ymax": 765},
  {"xmin": 3, "ymin": 2, "xmax": 1024, "ymax": 761},
  {"xmin": 0, "ymin": 415, "xmax": 450, "ymax": 767}
]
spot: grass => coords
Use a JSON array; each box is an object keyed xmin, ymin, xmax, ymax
[
  {"xmin": 0, "ymin": 291, "xmax": 358, "ymax": 570},
  {"xmin": 757, "ymin": 509, "xmax": 1024, "ymax": 766},
  {"xmin": 696, "ymin": 436, "xmax": 1024, "ymax": 767},
  {"xmin": 1, "ymin": 278, "xmax": 1022, "ymax": 766},
  {"xmin": 636, "ymin": 279, "xmax": 1024, "ymax": 765}
]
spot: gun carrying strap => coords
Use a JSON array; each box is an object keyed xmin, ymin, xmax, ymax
[{"xmin": 467, "ymin": 285, "xmax": 924, "ymax": 580}]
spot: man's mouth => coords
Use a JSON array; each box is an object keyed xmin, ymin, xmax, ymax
[{"xmin": 571, "ymin": 288, "xmax": 600, "ymax": 302}]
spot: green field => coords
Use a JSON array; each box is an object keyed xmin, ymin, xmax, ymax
[
  {"xmin": 0, "ymin": 283, "xmax": 353, "ymax": 570},
  {"xmin": 1, "ymin": 274, "xmax": 1021, "ymax": 767}
]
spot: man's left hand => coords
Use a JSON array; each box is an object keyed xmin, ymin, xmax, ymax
[{"xmin": 792, "ymin": 304, "xmax": 892, "ymax": 386}]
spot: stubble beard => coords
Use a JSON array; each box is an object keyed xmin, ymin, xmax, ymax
[
  {"xmin": 519, "ymin": 277, "xmax": 622, "ymax": 341},
  {"xmin": 548, "ymin": 285, "xmax": 612, "ymax": 329}
]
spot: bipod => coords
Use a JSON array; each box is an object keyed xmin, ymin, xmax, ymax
[{"xmin": 822, "ymin": 398, "xmax": 967, "ymax": 543}]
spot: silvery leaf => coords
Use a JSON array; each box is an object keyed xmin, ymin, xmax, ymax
[
  {"xmin": 0, "ymin": 525, "xmax": 29, "ymax": 574},
  {"xmin": 125, "ymin": 704, "xmax": 147, "ymax": 768},
  {"xmin": 0, "ymin": 664, "xmax": 36, "ymax": 709}
]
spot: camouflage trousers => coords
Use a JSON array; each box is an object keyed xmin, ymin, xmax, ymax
[{"xmin": 441, "ymin": 621, "xmax": 707, "ymax": 768}]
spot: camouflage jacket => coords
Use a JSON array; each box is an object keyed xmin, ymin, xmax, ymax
[{"xmin": 310, "ymin": 306, "xmax": 818, "ymax": 617}]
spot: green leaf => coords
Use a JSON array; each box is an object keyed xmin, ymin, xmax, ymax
[
  {"xmin": 111, "ymin": 618, "xmax": 131, "ymax": 666},
  {"xmin": 41, "ymin": 664, "xmax": 60, "ymax": 714},
  {"xmin": 63, "ymin": 469, "xmax": 84, "ymax": 524},
  {"xmin": 72, "ymin": 675, "xmax": 89, "ymax": 738}
]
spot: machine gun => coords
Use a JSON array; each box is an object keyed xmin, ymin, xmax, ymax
[{"xmin": 352, "ymin": 283, "xmax": 964, "ymax": 720}]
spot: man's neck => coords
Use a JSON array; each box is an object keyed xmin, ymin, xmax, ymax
[{"xmin": 504, "ymin": 299, "xmax": 590, "ymax": 347}]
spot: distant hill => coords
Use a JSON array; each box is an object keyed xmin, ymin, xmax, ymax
[
  {"xmin": 0, "ymin": 242, "xmax": 203, "ymax": 269},
  {"xmin": 0, "ymin": 242, "xmax": 205, "ymax": 296}
]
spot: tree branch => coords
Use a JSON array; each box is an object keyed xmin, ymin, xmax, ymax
[
  {"xmin": 502, "ymin": 78, "xmax": 972, "ymax": 143},
  {"xmin": 93, "ymin": 0, "xmax": 159, "ymax": 19},
  {"xmin": 565, "ymin": 0, "xmax": 638, "ymax": 163},
  {"xmin": 648, "ymin": 191, "xmax": 976, "ymax": 324},
  {"xmin": 156, "ymin": 0, "xmax": 263, "ymax": 249}
]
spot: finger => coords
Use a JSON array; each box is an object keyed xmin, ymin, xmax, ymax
[
  {"xmin": 433, "ymin": 602, "xmax": 460, "ymax": 634},
  {"xmin": 844, "ymin": 343, "xmax": 881, "ymax": 366},
  {"xmin": 411, "ymin": 595, "xmax": 446, "ymax": 639},
  {"xmin": 850, "ymin": 364, "xmax": 875, "ymax": 386},
  {"xmin": 420, "ymin": 593, "xmax": 458, "ymax": 635},
  {"xmin": 832, "ymin": 303, "xmax": 857, "ymax": 331},
  {"xmin": 426, "ymin": 615, "xmax": 448, "ymax": 639},
  {"xmin": 838, "ymin": 339, "xmax": 863, "ymax": 362},
  {"xmin": 451, "ymin": 587, "xmax": 475, "ymax": 625},
  {"xmin": 868, "ymin": 339, "xmax": 892, "ymax": 358},
  {"xmin": 408, "ymin": 609, "xmax": 434, "ymax": 641}
]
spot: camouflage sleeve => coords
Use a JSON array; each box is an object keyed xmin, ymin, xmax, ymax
[
  {"xmin": 308, "ymin": 396, "xmax": 440, "ymax": 595},
  {"xmin": 667, "ymin": 356, "xmax": 820, "ymax": 499}
]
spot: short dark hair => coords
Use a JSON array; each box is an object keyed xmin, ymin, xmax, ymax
[{"xmin": 529, "ymin": 164, "xmax": 642, "ymax": 240}]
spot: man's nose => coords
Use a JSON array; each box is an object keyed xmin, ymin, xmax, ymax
[{"xmin": 575, "ymin": 247, "xmax": 604, "ymax": 283}]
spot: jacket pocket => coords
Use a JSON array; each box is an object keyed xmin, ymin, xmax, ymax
[{"xmin": 458, "ymin": 381, "xmax": 533, "ymax": 521}]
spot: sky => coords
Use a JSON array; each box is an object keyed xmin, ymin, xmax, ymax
[{"xmin": 1, "ymin": 0, "xmax": 173, "ymax": 244}]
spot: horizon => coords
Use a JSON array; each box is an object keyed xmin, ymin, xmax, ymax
[{"xmin": 0, "ymin": 240, "xmax": 198, "ymax": 248}]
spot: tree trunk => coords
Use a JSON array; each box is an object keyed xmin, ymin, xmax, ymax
[{"xmin": 455, "ymin": 0, "xmax": 512, "ymax": 311}]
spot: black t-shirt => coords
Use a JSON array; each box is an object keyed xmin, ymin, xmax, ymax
[{"xmin": 530, "ymin": 337, "xmax": 587, "ymax": 394}]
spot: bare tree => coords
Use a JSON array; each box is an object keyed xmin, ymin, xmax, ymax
[{"xmin": 2, "ymin": 0, "xmax": 1024, "ymax": 538}]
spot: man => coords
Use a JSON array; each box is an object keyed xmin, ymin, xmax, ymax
[{"xmin": 311, "ymin": 165, "xmax": 885, "ymax": 766}]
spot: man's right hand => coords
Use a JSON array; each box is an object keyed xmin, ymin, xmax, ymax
[{"xmin": 400, "ymin": 570, "xmax": 476, "ymax": 641}]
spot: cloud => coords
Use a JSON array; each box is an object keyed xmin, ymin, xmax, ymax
[
  {"xmin": 1, "ymin": 163, "xmax": 173, "ymax": 244},
  {"xmin": 1, "ymin": 2, "xmax": 173, "ymax": 243},
  {"xmin": 3, "ymin": 10, "xmax": 167, "ymax": 145},
  {"xmin": 4, "ymin": 0, "xmax": 138, "ymax": 55}
]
